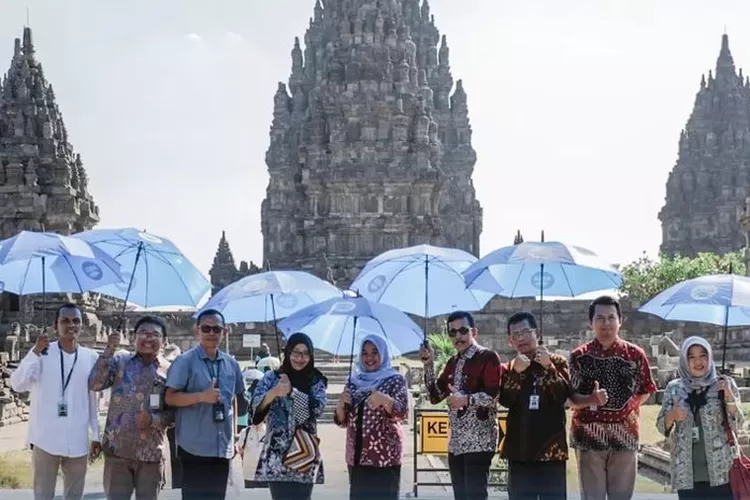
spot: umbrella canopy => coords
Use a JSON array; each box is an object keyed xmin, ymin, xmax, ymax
[
  {"xmin": 277, "ymin": 295, "xmax": 424, "ymax": 358},
  {"xmin": 196, "ymin": 270, "xmax": 343, "ymax": 323},
  {"xmin": 639, "ymin": 274, "xmax": 750, "ymax": 327},
  {"xmin": 72, "ymin": 228, "xmax": 210, "ymax": 309},
  {"xmin": 351, "ymin": 244, "xmax": 493, "ymax": 318},
  {"xmin": 0, "ymin": 231, "xmax": 124, "ymax": 295},
  {"xmin": 463, "ymin": 241, "xmax": 622, "ymax": 298}
]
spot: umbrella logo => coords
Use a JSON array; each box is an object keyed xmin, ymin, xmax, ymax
[
  {"xmin": 81, "ymin": 261, "xmax": 103, "ymax": 281},
  {"xmin": 368, "ymin": 275, "xmax": 386, "ymax": 293},
  {"xmin": 242, "ymin": 277, "xmax": 271, "ymax": 293},
  {"xmin": 530, "ymin": 271, "xmax": 555, "ymax": 290},
  {"xmin": 328, "ymin": 300, "xmax": 357, "ymax": 314},
  {"xmin": 525, "ymin": 247, "xmax": 551, "ymax": 260},
  {"xmin": 276, "ymin": 293, "xmax": 299, "ymax": 309},
  {"xmin": 138, "ymin": 232, "xmax": 163, "ymax": 244},
  {"xmin": 688, "ymin": 285, "xmax": 718, "ymax": 300}
]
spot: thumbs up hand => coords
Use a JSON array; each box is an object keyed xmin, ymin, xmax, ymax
[
  {"xmin": 670, "ymin": 397, "xmax": 688, "ymax": 422},
  {"xmin": 200, "ymin": 378, "xmax": 221, "ymax": 404},
  {"xmin": 446, "ymin": 384, "xmax": 469, "ymax": 410},
  {"xmin": 135, "ymin": 402, "xmax": 153, "ymax": 430},
  {"xmin": 590, "ymin": 381, "xmax": 608, "ymax": 406}
]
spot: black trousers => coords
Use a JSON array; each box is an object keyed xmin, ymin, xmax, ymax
[
  {"xmin": 177, "ymin": 447, "xmax": 230, "ymax": 500},
  {"xmin": 677, "ymin": 481, "xmax": 733, "ymax": 499},
  {"xmin": 167, "ymin": 427, "xmax": 183, "ymax": 489},
  {"xmin": 268, "ymin": 481, "xmax": 314, "ymax": 500},
  {"xmin": 447, "ymin": 451, "xmax": 495, "ymax": 500},
  {"xmin": 507, "ymin": 460, "xmax": 566, "ymax": 500},
  {"xmin": 348, "ymin": 465, "xmax": 401, "ymax": 500}
]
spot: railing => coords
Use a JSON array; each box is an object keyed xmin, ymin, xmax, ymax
[{"xmin": 411, "ymin": 407, "xmax": 508, "ymax": 498}]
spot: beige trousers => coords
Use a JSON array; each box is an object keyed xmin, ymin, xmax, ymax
[
  {"xmin": 102, "ymin": 454, "xmax": 164, "ymax": 500},
  {"xmin": 576, "ymin": 449, "xmax": 637, "ymax": 500},
  {"xmin": 32, "ymin": 445, "xmax": 88, "ymax": 500}
]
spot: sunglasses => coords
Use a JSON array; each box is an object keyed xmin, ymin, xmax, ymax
[
  {"xmin": 447, "ymin": 326, "xmax": 472, "ymax": 338},
  {"xmin": 200, "ymin": 325, "xmax": 223, "ymax": 334}
]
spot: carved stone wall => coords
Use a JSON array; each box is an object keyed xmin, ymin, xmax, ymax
[
  {"xmin": 0, "ymin": 351, "xmax": 28, "ymax": 427},
  {"xmin": 261, "ymin": 0, "xmax": 482, "ymax": 286},
  {"xmin": 660, "ymin": 34, "xmax": 750, "ymax": 257}
]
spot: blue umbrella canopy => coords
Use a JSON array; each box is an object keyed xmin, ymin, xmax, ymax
[{"xmin": 351, "ymin": 244, "xmax": 493, "ymax": 318}]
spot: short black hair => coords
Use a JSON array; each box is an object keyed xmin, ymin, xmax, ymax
[
  {"xmin": 55, "ymin": 303, "xmax": 82, "ymax": 323},
  {"xmin": 196, "ymin": 308, "xmax": 225, "ymax": 326},
  {"xmin": 446, "ymin": 311, "xmax": 475, "ymax": 328},
  {"xmin": 588, "ymin": 295, "xmax": 622, "ymax": 321},
  {"xmin": 133, "ymin": 315, "xmax": 168, "ymax": 339},
  {"xmin": 507, "ymin": 312, "xmax": 537, "ymax": 335}
]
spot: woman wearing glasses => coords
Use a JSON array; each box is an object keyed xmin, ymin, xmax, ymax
[{"xmin": 251, "ymin": 332, "xmax": 328, "ymax": 500}]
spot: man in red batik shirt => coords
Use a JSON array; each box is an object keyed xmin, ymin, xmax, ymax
[
  {"xmin": 569, "ymin": 296, "xmax": 657, "ymax": 500},
  {"xmin": 420, "ymin": 311, "xmax": 503, "ymax": 500}
]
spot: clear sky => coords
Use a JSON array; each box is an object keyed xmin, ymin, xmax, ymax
[{"xmin": 1, "ymin": 0, "xmax": 747, "ymax": 276}]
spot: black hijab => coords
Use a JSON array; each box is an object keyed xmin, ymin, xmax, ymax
[{"xmin": 279, "ymin": 332, "xmax": 327, "ymax": 394}]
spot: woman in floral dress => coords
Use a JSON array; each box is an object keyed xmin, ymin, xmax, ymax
[
  {"xmin": 334, "ymin": 333, "xmax": 409, "ymax": 500},
  {"xmin": 251, "ymin": 332, "xmax": 328, "ymax": 500},
  {"xmin": 656, "ymin": 336, "xmax": 745, "ymax": 499}
]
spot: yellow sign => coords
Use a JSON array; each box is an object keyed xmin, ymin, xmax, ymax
[{"xmin": 418, "ymin": 411, "xmax": 508, "ymax": 455}]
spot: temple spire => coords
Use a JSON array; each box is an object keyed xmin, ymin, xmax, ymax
[
  {"xmin": 209, "ymin": 231, "xmax": 238, "ymax": 295},
  {"xmin": 513, "ymin": 230, "xmax": 524, "ymax": 245},
  {"xmin": 715, "ymin": 33, "xmax": 736, "ymax": 87}
]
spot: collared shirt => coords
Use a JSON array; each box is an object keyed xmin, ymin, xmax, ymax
[
  {"xmin": 569, "ymin": 338, "xmax": 657, "ymax": 451},
  {"xmin": 89, "ymin": 346, "xmax": 174, "ymax": 463},
  {"xmin": 9, "ymin": 341, "xmax": 100, "ymax": 457},
  {"xmin": 499, "ymin": 353, "xmax": 570, "ymax": 462},
  {"xmin": 165, "ymin": 345, "xmax": 244, "ymax": 458},
  {"xmin": 424, "ymin": 344, "xmax": 502, "ymax": 455}
]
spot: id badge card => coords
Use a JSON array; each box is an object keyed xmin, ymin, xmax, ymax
[
  {"xmin": 149, "ymin": 393, "xmax": 161, "ymax": 410},
  {"xmin": 529, "ymin": 394, "xmax": 540, "ymax": 410},
  {"xmin": 692, "ymin": 426, "xmax": 700, "ymax": 443},
  {"xmin": 57, "ymin": 401, "xmax": 68, "ymax": 417}
]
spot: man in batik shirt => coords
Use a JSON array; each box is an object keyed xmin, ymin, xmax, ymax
[
  {"xmin": 420, "ymin": 311, "xmax": 502, "ymax": 500},
  {"xmin": 569, "ymin": 296, "xmax": 656, "ymax": 500},
  {"xmin": 89, "ymin": 316, "xmax": 174, "ymax": 500}
]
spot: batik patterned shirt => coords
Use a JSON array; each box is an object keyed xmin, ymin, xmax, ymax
[
  {"xmin": 89, "ymin": 347, "xmax": 174, "ymax": 463},
  {"xmin": 334, "ymin": 374, "xmax": 409, "ymax": 467},
  {"xmin": 569, "ymin": 338, "xmax": 656, "ymax": 451},
  {"xmin": 499, "ymin": 353, "xmax": 570, "ymax": 462},
  {"xmin": 251, "ymin": 370, "xmax": 328, "ymax": 484},
  {"xmin": 424, "ymin": 344, "xmax": 502, "ymax": 455}
]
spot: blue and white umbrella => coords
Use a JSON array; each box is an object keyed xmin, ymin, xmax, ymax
[
  {"xmin": 463, "ymin": 241, "xmax": 621, "ymax": 298},
  {"xmin": 0, "ymin": 231, "xmax": 124, "ymax": 295},
  {"xmin": 72, "ymin": 228, "xmax": 210, "ymax": 309},
  {"xmin": 639, "ymin": 274, "xmax": 750, "ymax": 327},
  {"xmin": 639, "ymin": 273, "xmax": 750, "ymax": 371},
  {"xmin": 351, "ymin": 245, "xmax": 494, "ymax": 329},
  {"xmin": 196, "ymin": 270, "xmax": 343, "ymax": 324},
  {"xmin": 277, "ymin": 295, "xmax": 424, "ymax": 362}
]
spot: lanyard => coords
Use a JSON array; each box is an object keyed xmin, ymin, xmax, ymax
[
  {"xmin": 204, "ymin": 359, "xmax": 221, "ymax": 388},
  {"xmin": 59, "ymin": 347, "xmax": 79, "ymax": 397},
  {"xmin": 531, "ymin": 376, "xmax": 540, "ymax": 395}
]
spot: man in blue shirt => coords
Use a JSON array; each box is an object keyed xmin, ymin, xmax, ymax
[{"xmin": 165, "ymin": 309, "xmax": 244, "ymax": 500}]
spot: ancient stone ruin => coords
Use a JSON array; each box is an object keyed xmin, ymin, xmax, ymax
[
  {"xmin": 258, "ymin": 0, "xmax": 483, "ymax": 285},
  {"xmin": 660, "ymin": 34, "xmax": 750, "ymax": 257}
]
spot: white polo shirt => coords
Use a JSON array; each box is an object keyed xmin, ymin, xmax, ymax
[{"xmin": 10, "ymin": 341, "xmax": 101, "ymax": 458}]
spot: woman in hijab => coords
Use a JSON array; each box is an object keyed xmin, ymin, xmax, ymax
[
  {"xmin": 251, "ymin": 332, "xmax": 328, "ymax": 500},
  {"xmin": 656, "ymin": 336, "xmax": 745, "ymax": 499},
  {"xmin": 334, "ymin": 333, "xmax": 409, "ymax": 500}
]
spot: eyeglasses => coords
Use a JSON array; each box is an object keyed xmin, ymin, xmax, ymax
[
  {"xmin": 136, "ymin": 329, "xmax": 163, "ymax": 338},
  {"xmin": 509, "ymin": 328, "xmax": 536, "ymax": 340},
  {"xmin": 200, "ymin": 325, "xmax": 223, "ymax": 334},
  {"xmin": 290, "ymin": 350, "xmax": 311, "ymax": 359},
  {"xmin": 447, "ymin": 327, "xmax": 472, "ymax": 338}
]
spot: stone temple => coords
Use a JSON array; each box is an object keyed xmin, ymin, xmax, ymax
[
  {"xmin": 0, "ymin": 27, "xmax": 99, "ymax": 316},
  {"xmin": 256, "ymin": 0, "xmax": 483, "ymax": 285},
  {"xmin": 660, "ymin": 34, "xmax": 750, "ymax": 257}
]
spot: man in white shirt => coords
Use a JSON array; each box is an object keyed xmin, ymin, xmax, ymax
[{"xmin": 10, "ymin": 303, "xmax": 102, "ymax": 500}]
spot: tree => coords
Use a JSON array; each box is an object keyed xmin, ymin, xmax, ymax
[{"xmin": 619, "ymin": 251, "xmax": 746, "ymax": 303}]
